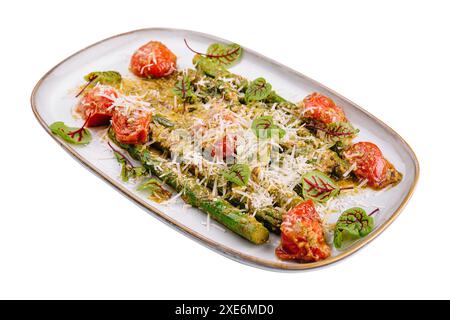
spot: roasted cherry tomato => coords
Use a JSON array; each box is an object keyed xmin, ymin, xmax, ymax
[
  {"xmin": 112, "ymin": 108, "xmax": 152, "ymax": 145},
  {"xmin": 130, "ymin": 41, "xmax": 177, "ymax": 78},
  {"xmin": 302, "ymin": 92, "xmax": 346, "ymax": 124},
  {"xmin": 76, "ymin": 85, "xmax": 118, "ymax": 127},
  {"xmin": 276, "ymin": 200, "xmax": 331, "ymax": 262},
  {"xmin": 211, "ymin": 135, "xmax": 237, "ymax": 159},
  {"xmin": 343, "ymin": 142, "xmax": 401, "ymax": 189}
]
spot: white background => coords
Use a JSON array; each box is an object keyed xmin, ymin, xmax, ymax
[{"xmin": 1, "ymin": 0, "xmax": 448, "ymax": 299}]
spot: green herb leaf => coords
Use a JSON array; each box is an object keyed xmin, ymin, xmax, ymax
[
  {"xmin": 121, "ymin": 165, "xmax": 147, "ymax": 182},
  {"xmin": 185, "ymin": 39, "xmax": 242, "ymax": 72},
  {"xmin": 111, "ymin": 147, "xmax": 147, "ymax": 182},
  {"xmin": 223, "ymin": 164, "xmax": 250, "ymax": 187},
  {"xmin": 266, "ymin": 91, "xmax": 287, "ymax": 104},
  {"xmin": 301, "ymin": 170, "xmax": 340, "ymax": 203},
  {"xmin": 49, "ymin": 122, "xmax": 92, "ymax": 145},
  {"xmin": 76, "ymin": 71, "xmax": 122, "ymax": 97},
  {"xmin": 333, "ymin": 207, "xmax": 374, "ymax": 249},
  {"xmin": 173, "ymin": 75, "xmax": 194, "ymax": 102},
  {"xmin": 206, "ymin": 43, "xmax": 242, "ymax": 68},
  {"xmin": 314, "ymin": 121, "xmax": 359, "ymax": 142},
  {"xmin": 138, "ymin": 179, "xmax": 172, "ymax": 203},
  {"xmin": 193, "ymin": 55, "xmax": 229, "ymax": 78},
  {"xmin": 153, "ymin": 114, "xmax": 174, "ymax": 128},
  {"xmin": 113, "ymin": 151, "xmax": 132, "ymax": 182},
  {"xmin": 245, "ymin": 78, "xmax": 272, "ymax": 102},
  {"xmin": 251, "ymin": 116, "xmax": 286, "ymax": 139},
  {"xmin": 84, "ymin": 71, "xmax": 122, "ymax": 86}
]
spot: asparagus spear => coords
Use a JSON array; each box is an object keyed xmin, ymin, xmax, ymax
[
  {"xmin": 108, "ymin": 129, "xmax": 270, "ymax": 245},
  {"xmin": 149, "ymin": 148, "xmax": 283, "ymax": 233}
]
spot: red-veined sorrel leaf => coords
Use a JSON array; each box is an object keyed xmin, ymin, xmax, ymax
[
  {"xmin": 49, "ymin": 121, "xmax": 92, "ymax": 145},
  {"xmin": 333, "ymin": 207, "xmax": 375, "ymax": 249},
  {"xmin": 223, "ymin": 164, "xmax": 250, "ymax": 187},
  {"xmin": 251, "ymin": 116, "xmax": 286, "ymax": 139},
  {"xmin": 77, "ymin": 71, "xmax": 122, "ymax": 97},
  {"xmin": 173, "ymin": 74, "xmax": 194, "ymax": 101},
  {"xmin": 193, "ymin": 55, "xmax": 229, "ymax": 78},
  {"xmin": 184, "ymin": 39, "xmax": 242, "ymax": 68},
  {"xmin": 307, "ymin": 121, "xmax": 359, "ymax": 142},
  {"xmin": 245, "ymin": 78, "xmax": 272, "ymax": 102},
  {"xmin": 84, "ymin": 71, "xmax": 122, "ymax": 85},
  {"xmin": 206, "ymin": 43, "xmax": 242, "ymax": 68},
  {"xmin": 301, "ymin": 170, "xmax": 339, "ymax": 203}
]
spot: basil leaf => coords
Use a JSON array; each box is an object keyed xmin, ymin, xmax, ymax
[
  {"xmin": 223, "ymin": 164, "xmax": 250, "ymax": 187},
  {"xmin": 245, "ymin": 78, "xmax": 272, "ymax": 102},
  {"xmin": 138, "ymin": 179, "xmax": 172, "ymax": 203},
  {"xmin": 251, "ymin": 116, "xmax": 286, "ymax": 139},
  {"xmin": 301, "ymin": 170, "xmax": 340, "ymax": 203},
  {"xmin": 206, "ymin": 43, "xmax": 242, "ymax": 68},
  {"xmin": 84, "ymin": 71, "xmax": 122, "ymax": 86},
  {"xmin": 153, "ymin": 114, "xmax": 174, "ymax": 128},
  {"xmin": 334, "ymin": 207, "xmax": 374, "ymax": 249},
  {"xmin": 49, "ymin": 122, "xmax": 92, "ymax": 145}
]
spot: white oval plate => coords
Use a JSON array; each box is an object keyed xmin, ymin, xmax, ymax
[{"xmin": 31, "ymin": 28, "xmax": 419, "ymax": 271}]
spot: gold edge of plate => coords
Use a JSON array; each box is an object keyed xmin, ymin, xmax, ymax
[{"xmin": 30, "ymin": 27, "xmax": 420, "ymax": 271}]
